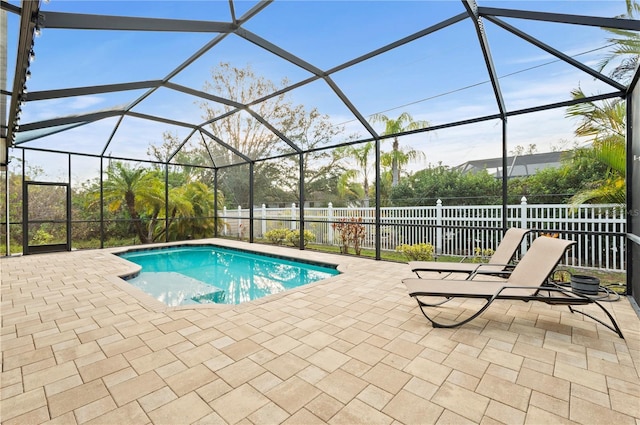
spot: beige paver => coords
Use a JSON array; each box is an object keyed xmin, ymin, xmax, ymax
[{"xmin": 1, "ymin": 238, "xmax": 639, "ymax": 425}]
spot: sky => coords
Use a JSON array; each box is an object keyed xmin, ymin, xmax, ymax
[{"xmin": 2, "ymin": 0, "xmax": 635, "ymax": 182}]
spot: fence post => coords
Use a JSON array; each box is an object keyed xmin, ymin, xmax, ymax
[
  {"xmin": 291, "ymin": 203, "xmax": 296, "ymax": 230},
  {"xmin": 261, "ymin": 204, "xmax": 267, "ymax": 237},
  {"xmin": 327, "ymin": 202, "xmax": 334, "ymax": 243},
  {"xmin": 223, "ymin": 206, "xmax": 227, "ymax": 236},
  {"xmin": 520, "ymin": 196, "xmax": 528, "ymax": 254},
  {"xmin": 238, "ymin": 206, "xmax": 243, "ymax": 238},
  {"xmin": 436, "ymin": 199, "xmax": 442, "ymax": 255}
]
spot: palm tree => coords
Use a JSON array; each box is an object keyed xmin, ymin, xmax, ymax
[
  {"xmin": 370, "ymin": 112, "xmax": 428, "ymax": 186},
  {"xmin": 101, "ymin": 162, "xmax": 164, "ymax": 243},
  {"xmin": 564, "ymin": 0, "xmax": 638, "ymax": 206},
  {"xmin": 336, "ymin": 142, "xmax": 375, "ymax": 206},
  {"xmin": 566, "ymin": 89, "xmax": 626, "ymax": 204},
  {"xmin": 596, "ymin": 0, "xmax": 640, "ymax": 84},
  {"xmin": 165, "ymin": 181, "xmax": 222, "ymax": 240}
]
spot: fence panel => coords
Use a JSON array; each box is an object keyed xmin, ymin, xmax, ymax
[{"xmin": 219, "ymin": 201, "xmax": 626, "ymax": 271}]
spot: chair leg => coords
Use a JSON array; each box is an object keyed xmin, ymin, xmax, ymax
[
  {"xmin": 414, "ymin": 295, "xmax": 496, "ymax": 329},
  {"xmin": 568, "ymin": 301, "xmax": 625, "ymax": 339}
]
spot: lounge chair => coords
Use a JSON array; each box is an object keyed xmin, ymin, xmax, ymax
[
  {"xmin": 409, "ymin": 227, "xmax": 531, "ymax": 279},
  {"xmin": 402, "ymin": 236, "xmax": 624, "ymax": 338}
]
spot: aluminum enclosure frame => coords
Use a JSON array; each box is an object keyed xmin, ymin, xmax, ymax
[{"xmin": 1, "ymin": 1, "xmax": 639, "ymax": 295}]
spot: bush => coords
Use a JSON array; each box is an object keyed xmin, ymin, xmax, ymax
[
  {"xmin": 287, "ymin": 229, "xmax": 315, "ymax": 247},
  {"xmin": 265, "ymin": 228, "xmax": 290, "ymax": 245},
  {"xmin": 31, "ymin": 229, "xmax": 54, "ymax": 245},
  {"xmin": 332, "ymin": 217, "xmax": 366, "ymax": 255},
  {"xmin": 396, "ymin": 243, "xmax": 435, "ymax": 261}
]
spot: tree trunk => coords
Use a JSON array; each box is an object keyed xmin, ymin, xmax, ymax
[
  {"xmin": 363, "ymin": 176, "xmax": 369, "ymax": 207},
  {"xmin": 125, "ymin": 191, "xmax": 150, "ymax": 243},
  {"xmin": 392, "ymin": 137, "xmax": 399, "ymax": 187}
]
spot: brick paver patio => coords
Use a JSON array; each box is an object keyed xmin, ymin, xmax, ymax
[{"xmin": 2, "ymin": 239, "xmax": 639, "ymax": 424}]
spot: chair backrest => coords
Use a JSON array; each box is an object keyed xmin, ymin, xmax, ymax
[
  {"xmin": 507, "ymin": 236, "xmax": 576, "ymax": 288},
  {"xmin": 488, "ymin": 228, "xmax": 531, "ymax": 265}
]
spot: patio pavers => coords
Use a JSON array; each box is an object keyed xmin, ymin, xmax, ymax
[{"xmin": 1, "ymin": 238, "xmax": 639, "ymax": 424}]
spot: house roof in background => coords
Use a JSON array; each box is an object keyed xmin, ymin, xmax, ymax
[{"xmin": 456, "ymin": 150, "xmax": 569, "ymax": 178}]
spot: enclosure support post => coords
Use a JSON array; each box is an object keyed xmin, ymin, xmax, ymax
[
  {"xmin": 4, "ymin": 157, "xmax": 9, "ymax": 256},
  {"xmin": 375, "ymin": 138, "xmax": 381, "ymax": 260},
  {"xmin": 21, "ymin": 149, "xmax": 25, "ymax": 254},
  {"xmin": 213, "ymin": 169, "xmax": 218, "ymax": 238},
  {"xmin": 299, "ymin": 152, "xmax": 305, "ymax": 250},
  {"xmin": 249, "ymin": 162, "xmax": 254, "ymax": 243},
  {"xmin": 67, "ymin": 154, "xmax": 72, "ymax": 250},
  {"xmin": 100, "ymin": 157, "xmax": 104, "ymax": 249},
  {"xmin": 436, "ymin": 199, "xmax": 442, "ymax": 255},
  {"xmin": 501, "ymin": 117, "xmax": 508, "ymax": 231},
  {"xmin": 520, "ymin": 196, "xmax": 528, "ymax": 254},
  {"xmin": 164, "ymin": 163, "xmax": 169, "ymax": 243}
]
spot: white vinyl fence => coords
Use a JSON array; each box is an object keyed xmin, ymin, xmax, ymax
[{"xmin": 220, "ymin": 198, "xmax": 626, "ymax": 271}]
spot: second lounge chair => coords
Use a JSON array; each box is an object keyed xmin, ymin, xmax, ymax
[{"xmin": 409, "ymin": 227, "xmax": 531, "ymax": 279}]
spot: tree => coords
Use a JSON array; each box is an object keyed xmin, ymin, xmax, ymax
[
  {"xmin": 370, "ymin": 112, "xmax": 428, "ymax": 187},
  {"xmin": 200, "ymin": 63, "xmax": 296, "ymax": 207},
  {"xmin": 279, "ymin": 106, "xmax": 352, "ymax": 206},
  {"xmin": 507, "ymin": 150, "xmax": 609, "ymax": 204},
  {"xmin": 166, "ymin": 181, "xmax": 221, "ymax": 240},
  {"xmin": 596, "ymin": 0, "xmax": 640, "ymax": 84},
  {"xmin": 565, "ymin": 88, "xmax": 626, "ymax": 204},
  {"xmin": 562, "ymin": 0, "xmax": 638, "ymax": 206},
  {"xmin": 509, "ymin": 144, "xmax": 538, "ymax": 156},
  {"xmin": 199, "ymin": 63, "xmax": 351, "ymax": 208},
  {"xmin": 94, "ymin": 162, "xmax": 224, "ymax": 243},
  {"xmin": 336, "ymin": 142, "xmax": 375, "ymax": 206},
  {"xmin": 392, "ymin": 164, "xmax": 501, "ymax": 206},
  {"xmin": 99, "ymin": 162, "xmax": 164, "ymax": 244}
]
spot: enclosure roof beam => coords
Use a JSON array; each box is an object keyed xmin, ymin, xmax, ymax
[
  {"xmin": 164, "ymin": 82, "xmax": 245, "ymax": 109},
  {"xmin": 129, "ymin": 2, "xmax": 275, "ymax": 166},
  {"xmin": 235, "ymin": 28, "xmax": 324, "ymax": 77},
  {"xmin": 324, "ymin": 76, "xmax": 378, "ymax": 139},
  {"xmin": 326, "ymin": 12, "xmax": 468, "ymax": 76},
  {"xmin": 462, "ymin": 0, "xmax": 506, "ymax": 118},
  {"xmin": 25, "ymin": 81, "xmax": 163, "ymax": 101},
  {"xmin": 245, "ymin": 109, "xmax": 302, "ymax": 153},
  {"xmin": 40, "ymin": 11, "xmax": 235, "ymax": 32},
  {"xmin": 478, "ymin": 6, "xmax": 640, "ymax": 31},
  {"xmin": 125, "ymin": 111, "xmax": 197, "ymax": 129},
  {"xmin": 484, "ymin": 16, "xmax": 627, "ymax": 92},
  {"xmin": 199, "ymin": 127, "xmax": 251, "ymax": 163},
  {"xmin": 198, "ymin": 130, "xmax": 218, "ymax": 168},
  {"xmin": 18, "ymin": 110, "xmax": 123, "ymax": 132},
  {"xmin": 6, "ymin": 0, "xmax": 39, "ymax": 144}
]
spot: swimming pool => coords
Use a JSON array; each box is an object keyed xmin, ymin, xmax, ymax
[{"xmin": 117, "ymin": 245, "xmax": 340, "ymax": 307}]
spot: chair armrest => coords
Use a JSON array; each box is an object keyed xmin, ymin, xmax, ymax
[{"xmin": 467, "ymin": 263, "xmax": 515, "ymax": 280}]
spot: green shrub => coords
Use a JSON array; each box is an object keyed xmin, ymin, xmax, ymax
[
  {"xmin": 265, "ymin": 228, "xmax": 291, "ymax": 245},
  {"xmin": 396, "ymin": 243, "xmax": 435, "ymax": 261},
  {"xmin": 287, "ymin": 229, "xmax": 316, "ymax": 247},
  {"xmin": 31, "ymin": 229, "xmax": 55, "ymax": 245}
]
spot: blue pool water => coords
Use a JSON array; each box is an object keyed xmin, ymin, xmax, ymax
[{"xmin": 118, "ymin": 245, "xmax": 340, "ymax": 307}]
